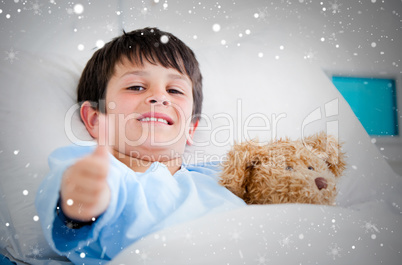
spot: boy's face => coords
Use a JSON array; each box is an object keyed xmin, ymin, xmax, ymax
[{"xmin": 104, "ymin": 57, "xmax": 198, "ymax": 162}]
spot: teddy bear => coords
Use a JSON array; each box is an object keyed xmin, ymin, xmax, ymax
[{"xmin": 219, "ymin": 132, "xmax": 346, "ymax": 206}]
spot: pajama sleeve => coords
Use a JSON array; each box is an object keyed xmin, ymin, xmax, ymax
[{"xmin": 35, "ymin": 144, "xmax": 127, "ymax": 255}]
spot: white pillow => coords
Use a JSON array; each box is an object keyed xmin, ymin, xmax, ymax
[
  {"xmin": 0, "ymin": 37, "xmax": 400, "ymax": 264},
  {"xmin": 0, "ymin": 49, "xmax": 88, "ymax": 263}
]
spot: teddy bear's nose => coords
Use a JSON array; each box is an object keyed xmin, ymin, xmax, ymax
[{"xmin": 315, "ymin": 177, "xmax": 328, "ymax": 190}]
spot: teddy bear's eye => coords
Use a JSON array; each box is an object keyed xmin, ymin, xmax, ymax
[
  {"xmin": 308, "ymin": 166, "xmax": 314, "ymax": 171},
  {"xmin": 286, "ymin": 166, "xmax": 293, "ymax": 171}
]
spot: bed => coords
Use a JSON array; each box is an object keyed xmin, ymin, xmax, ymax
[{"xmin": 1, "ymin": 1, "xmax": 401, "ymax": 264}]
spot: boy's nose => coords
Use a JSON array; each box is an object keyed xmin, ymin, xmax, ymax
[
  {"xmin": 149, "ymin": 98, "xmax": 171, "ymax": 106},
  {"xmin": 146, "ymin": 94, "xmax": 171, "ymax": 106}
]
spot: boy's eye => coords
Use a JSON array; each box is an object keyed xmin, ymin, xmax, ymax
[
  {"xmin": 167, "ymin": 88, "xmax": 183, "ymax": 94},
  {"xmin": 127, "ymin": 86, "xmax": 145, "ymax": 91}
]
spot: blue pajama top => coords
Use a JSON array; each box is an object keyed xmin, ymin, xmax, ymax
[{"xmin": 35, "ymin": 143, "xmax": 246, "ymax": 264}]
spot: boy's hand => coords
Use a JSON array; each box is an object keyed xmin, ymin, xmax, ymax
[{"xmin": 60, "ymin": 114, "xmax": 111, "ymax": 222}]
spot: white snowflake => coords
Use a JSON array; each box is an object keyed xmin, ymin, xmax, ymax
[
  {"xmin": 126, "ymin": 4, "xmax": 155, "ymax": 20},
  {"xmin": 137, "ymin": 249, "xmax": 150, "ymax": 264},
  {"xmin": 28, "ymin": 243, "xmax": 45, "ymax": 258},
  {"xmin": 140, "ymin": 7, "xmax": 149, "ymax": 17},
  {"xmin": 327, "ymin": 32, "xmax": 338, "ymax": 43},
  {"xmin": 362, "ymin": 221, "xmax": 380, "ymax": 234},
  {"xmin": 279, "ymin": 234, "xmax": 293, "ymax": 247},
  {"xmin": 256, "ymin": 253, "xmax": 269, "ymax": 264},
  {"xmin": 392, "ymin": 202, "xmax": 401, "ymax": 214},
  {"xmin": 230, "ymin": 229, "xmax": 242, "ymax": 242},
  {"xmin": 330, "ymin": 222, "xmax": 340, "ymax": 233},
  {"xmin": 103, "ymin": 21, "xmax": 119, "ymax": 34},
  {"xmin": 303, "ymin": 49, "xmax": 317, "ymax": 62},
  {"xmin": 327, "ymin": 243, "xmax": 342, "ymax": 260},
  {"xmin": 183, "ymin": 229, "xmax": 194, "ymax": 244},
  {"xmin": 100, "ymin": 246, "xmax": 107, "ymax": 259},
  {"xmin": 255, "ymin": 7, "xmax": 269, "ymax": 21},
  {"xmin": 4, "ymin": 48, "xmax": 19, "ymax": 63},
  {"xmin": 328, "ymin": 0, "xmax": 342, "ymax": 14},
  {"xmin": 25, "ymin": 0, "xmax": 43, "ymax": 15}
]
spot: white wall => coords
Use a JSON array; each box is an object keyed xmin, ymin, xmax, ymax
[{"xmin": 1, "ymin": 0, "xmax": 401, "ymax": 174}]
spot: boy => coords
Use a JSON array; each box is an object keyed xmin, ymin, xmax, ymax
[{"xmin": 35, "ymin": 27, "xmax": 246, "ymax": 264}]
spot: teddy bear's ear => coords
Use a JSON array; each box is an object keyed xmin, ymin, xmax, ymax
[
  {"xmin": 219, "ymin": 141, "xmax": 262, "ymax": 200},
  {"xmin": 303, "ymin": 132, "xmax": 346, "ymax": 177}
]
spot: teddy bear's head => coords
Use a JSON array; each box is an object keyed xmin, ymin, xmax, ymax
[{"xmin": 219, "ymin": 132, "xmax": 346, "ymax": 205}]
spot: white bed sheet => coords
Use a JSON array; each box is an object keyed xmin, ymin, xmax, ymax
[{"xmin": 111, "ymin": 204, "xmax": 402, "ymax": 265}]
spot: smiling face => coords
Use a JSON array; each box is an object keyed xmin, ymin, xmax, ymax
[{"xmin": 104, "ymin": 57, "xmax": 198, "ymax": 164}]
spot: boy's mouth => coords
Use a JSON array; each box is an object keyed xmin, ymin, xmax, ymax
[{"xmin": 137, "ymin": 112, "xmax": 173, "ymax": 125}]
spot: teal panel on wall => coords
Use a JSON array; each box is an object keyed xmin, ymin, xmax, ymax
[{"xmin": 332, "ymin": 76, "xmax": 398, "ymax": 136}]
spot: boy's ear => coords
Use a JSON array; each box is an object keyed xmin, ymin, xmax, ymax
[
  {"xmin": 80, "ymin": 101, "xmax": 100, "ymax": 139},
  {"xmin": 186, "ymin": 120, "xmax": 199, "ymax": 146}
]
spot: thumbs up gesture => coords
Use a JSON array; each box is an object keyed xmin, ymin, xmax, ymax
[{"xmin": 60, "ymin": 114, "xmax": 111, "ymax": 222}]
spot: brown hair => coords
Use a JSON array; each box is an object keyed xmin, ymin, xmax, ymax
[{"xmin": 77, "ymin": 27, "xmax": 203, "ymax": 122}]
